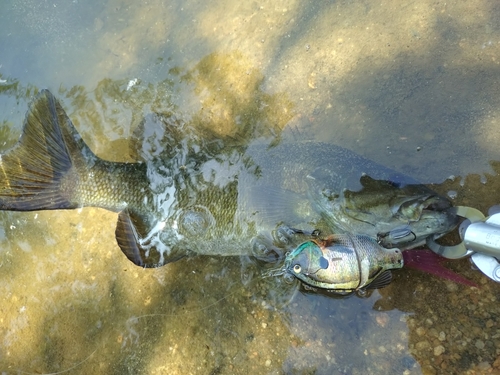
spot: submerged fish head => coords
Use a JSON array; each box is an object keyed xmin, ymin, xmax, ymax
[
  {"xmin": 316, "ymin": 178, "xmax": 460, "ymax": 250},
  {"xmin": 378, "ymin": 205, "xmax": 459, "ymax": 249}
]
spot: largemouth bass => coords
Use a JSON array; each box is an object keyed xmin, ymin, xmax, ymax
[
  {"xmin": 282, "ymin": 234, "xmax": 404, "ymax": 292},
  {"xmin": 0, "ymin": 90, "xmax": 457, "ymax": 267}
]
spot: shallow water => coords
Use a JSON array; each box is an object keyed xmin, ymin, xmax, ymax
[{"xmin": 1, "ymin": 0, "xmax": 500, "ymax": 374}]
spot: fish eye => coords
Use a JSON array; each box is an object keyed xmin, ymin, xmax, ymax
[{"xmin": 293, "ymin": 264, "xmax": 301, "ymax": 273}]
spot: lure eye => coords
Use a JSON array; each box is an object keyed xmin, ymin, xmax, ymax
[{"xmin": 293, "ymin": 264, "xmax": 302, "ymax": 273}]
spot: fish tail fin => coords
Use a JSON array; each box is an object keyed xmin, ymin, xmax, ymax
[{"xmin": 0, "ymin": 89, "xmax": 94, "ymax": 210}]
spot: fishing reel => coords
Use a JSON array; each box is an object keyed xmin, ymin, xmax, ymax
[{"xmin": 426, "ymin": 205, "xmax": 500, "ymax": 282}]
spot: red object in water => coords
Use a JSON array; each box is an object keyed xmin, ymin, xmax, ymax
[{"xmin": 403, "ymin": 249, "xmax": 478, "ymax": 287}]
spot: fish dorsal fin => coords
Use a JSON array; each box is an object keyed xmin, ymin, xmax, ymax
[
  {"xmin": 319, "ymin": 234, "xmax": 342, "ymax": 247},
  {"xmin": 130, "ymin": 112, "xmax": 184, "ymax": 162},
  {"xmin": 237, "ymin": 184, "xmax": 316, "ymax": 230},
  {"xmin": 365, "ymin": 270, "xmax": 393, "ymax": 290},
  {"xmin": 0, "ymin": 89, "xmax": 94, "ymax": 211},
  {"xmin": 130, "ymin": 112, "xmax": 216, "ymax": 163},
  {"xmin": 115, "ymin": 209, "xmax": 187, "ymax": 268}
]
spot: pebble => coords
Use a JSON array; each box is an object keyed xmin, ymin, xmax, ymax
[
  {"xmin": 415, "ymin": 341, "xmax": 431, "ymax": 351},
  {"xmin": 265, "ymin": 359, "xmax": 271, "ymax": 367},
  {"xmin": 438, "ymin": 331, "xmax": 446, "ymax": 342},
  {"xmin": 493, "ymin": 356, "xmax": 500, "ymax": 368},
  {"xmin": 434, "ymin": 345, "xmax": 445, "ymax": 356},
  {"xmin": 477, "ymin": 361, "xmax": 491, "ymax": 371},
  {"xmin": 475, "ymin": 340, "xmax": 485, "ymax": 349},
  {"xmin": 376, "ymin": 313, "xmax": 389, "ymax": 327}
]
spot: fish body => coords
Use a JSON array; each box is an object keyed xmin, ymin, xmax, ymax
[
  {"xmin": 284, "ymin": 234, "xmax": 404, "ymax": 291},
  {"xmin": 0, "ymin": 90, "xmax": 457, "ymax": 267}
]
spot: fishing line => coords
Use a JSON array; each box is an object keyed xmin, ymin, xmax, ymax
[
  {"xmin": 16, "ymin": 349, "xmax": 97, "ymax": 375},
  {"xmin": 128, "ymin": 256, "xmax": 300, "ymax": 322},
  {"xmin": 12, "ymin": 265, "xmax": 289, "ymax": 375}
]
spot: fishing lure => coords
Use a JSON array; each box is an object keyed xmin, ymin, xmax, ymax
[{"xmin": 283, "ymin": 234, "xmax": 404, "ymax": 292}]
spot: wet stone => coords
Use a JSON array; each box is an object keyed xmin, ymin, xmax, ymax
[
  {"xmin": 416, "ymin": 327, "xmax": 426, "ymax": 336},
  {"xmin": 434, "ymin": 345, "xmax": 445, "ymax": 356},
  {"xmin": 477, "ymin": 361, "xmax": 491, "ymax": 371},
  {"xmin": 493, "ymin": 356, "xmax": 500, "ymax": 368},
  {"xmin": 420, "ymin": 364, "xmax": 437, "ymax": 375},
  {"xmin": 446, "ymin": 282, "xmax": 459, "ymax": 292},
  {"xmin": 416, "ymin": 341, "xmax": 431, "ymax": 351},
  {"xmin": 428, "ymin": 328, "xmax": 438, "ymax": 338},
  {"xmin": 475, "ymin": 340, "xmax": 485, "ymax": 349},
  {"xmin": 434, "ymin": 355, "xmax": 443, "ymax": 366}
]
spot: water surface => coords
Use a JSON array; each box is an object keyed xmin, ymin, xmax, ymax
[{"xmin": 1, "ymin": 0, "xmax": 500, "ymax": 374}]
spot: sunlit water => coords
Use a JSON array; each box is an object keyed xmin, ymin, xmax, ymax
[{"xmin": 1, "ymin": 0, "xmax": 500, "ymax": 374}]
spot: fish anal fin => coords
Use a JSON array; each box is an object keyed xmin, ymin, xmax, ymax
[
  {"xmin": 116, "ymin": 210, "xmax": 147, "ymax": 267},
  {"xmin": 115, "ymin": 210, "xmax": 186, "ymax": 268}
]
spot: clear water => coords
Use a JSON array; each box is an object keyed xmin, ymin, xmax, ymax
[{"xmin": 1, "ymin": 0, "xmax": 500, "ymax": 374}]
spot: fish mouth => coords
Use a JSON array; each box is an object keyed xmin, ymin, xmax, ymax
[
  {"xmin": 377, "ymin": 212, "xmax": 459, "ymax": 250},
  {"xmin": 421, "ymin": 195, "xmax": 454, "ymax": 212},
  {"xmin": 379, "ymin": 199, "xmax": 460, "ymax": 250}
]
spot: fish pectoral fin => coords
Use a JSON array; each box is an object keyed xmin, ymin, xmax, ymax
[
  {"xmin": 239, "ymin": 184, "xmax": 314, "ymax": 228},
  {"xmin": 115, "ymin": 209, "xmax": 186, "ymax": 268},
  {"xmin": 365, "ymin": 270, "xmax": 393, "ymax": 290}
]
